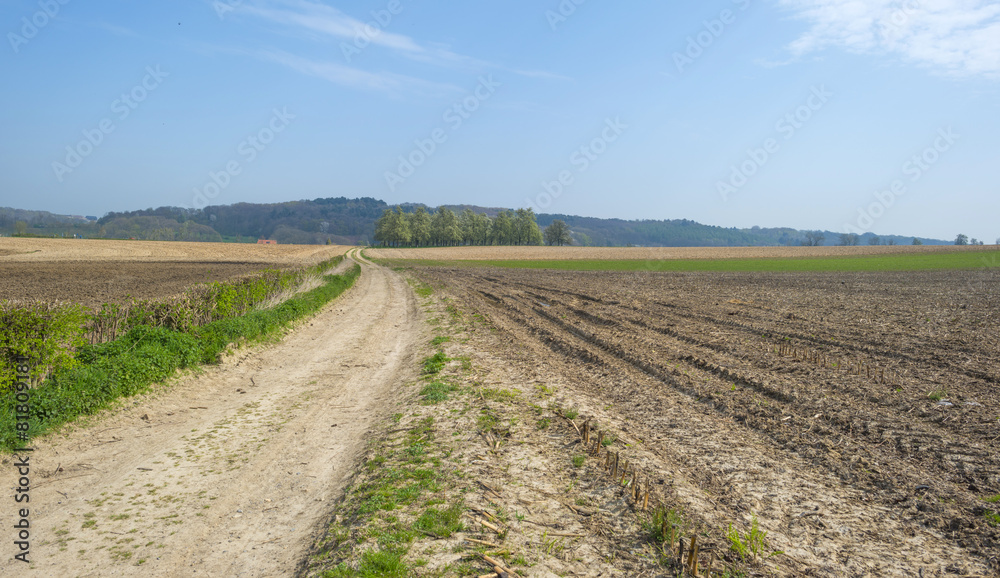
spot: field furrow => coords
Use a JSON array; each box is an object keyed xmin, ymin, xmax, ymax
[{"xmin": 414, "ymin": 266, "xmax": 1000, "ymax": 576}]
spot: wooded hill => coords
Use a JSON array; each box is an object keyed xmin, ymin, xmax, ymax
[{"xmin": 0, "ymin": 198, "xmax": 953, "ymax": 247}]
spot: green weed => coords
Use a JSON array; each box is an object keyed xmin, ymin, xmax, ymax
[
  {"xmin": 727, "ymin": 514, "xmax": 779, "ymax": 562},
  {"xmin": 419, "ymin": 381, "xmax": 458, "ymax": 404},
  {"xmin": 421, "ymin": 352, "xmax": 448, "ymax": 375},
  {"xmin": 413, "ymin": 501, "xmax": 464, "ymax": 538}
]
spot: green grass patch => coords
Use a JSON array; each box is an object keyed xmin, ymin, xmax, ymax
[
  {"xmin": 404, "ymin": 277, "xmax": 434, "ymax": 297},
  {"xmin": 323, "ymin": 548, "xmax": 410, "ymax": 578},
  {"xmin": 430, "ymin": 335, "xmax": 450, "ymax": 346},
  {"xmin": 481, "ymin": 387, "xmax": 519, "ymax": 403},
  {"xmin": 377, "ymin": 249, "xmax": 1000, "ymax": 273},
  {"xmin": 476, "ymin": 408, "xmax": 501, "ymax": 432},
  {"xmin": 413, "ymin": 500, "xmax": 464, "ymax": 538},
  {"xmin": 310, "ymin": 406, "xmax": 454, "ymax": 577},
  {"xmin": 421, "ymin": 352, "xmax": 448, "ymax": 375},
  {"xmin": 419, "ymin": 381, "xmax": 458, "ymax": 404}
]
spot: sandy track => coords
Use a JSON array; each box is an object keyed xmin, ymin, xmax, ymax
[{"xmin": 1, "ymin": 249, "xmax": 423, "ymax": 576}]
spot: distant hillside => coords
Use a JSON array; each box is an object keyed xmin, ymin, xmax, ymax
[
  {"xmin": 0, "ymin": 199, "xmax": 953, "ymax": 247},
  {"xmin": 533, "ymin": 213, "xmax": 950, "ymax": 247}
]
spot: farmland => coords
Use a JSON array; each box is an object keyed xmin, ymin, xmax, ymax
[
  {"xmin": 2, "ymin": 239, "xmax": 999, "ymax": 576},
  {"xmin": 0, "ymin": 238, "xmax": 351, "ymax": 306},
  {"xmin": 391, "ymin": 249, "xmax": 1000, "ymax": 576}
]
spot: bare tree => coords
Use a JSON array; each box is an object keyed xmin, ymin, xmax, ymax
[
  {"xmin": 802, "ymin": 231, "xmax": 825, "ymax": 246},
  {"xmin": 838, "ymin": 233, "xmax": 859, "ymax": 246}
]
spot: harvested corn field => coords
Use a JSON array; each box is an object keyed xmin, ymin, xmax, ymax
[{"xmin": 405, "ymin": 264, "xmax": 1000, "ymax": 576}]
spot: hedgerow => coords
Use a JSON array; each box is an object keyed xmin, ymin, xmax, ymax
[{"xmin": 0, "ymin": 261, "xmax": 358, "ymax": 449}]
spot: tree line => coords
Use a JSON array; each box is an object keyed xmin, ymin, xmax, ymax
[{"xmin": 374, "ymin": 207, "xmax": 558, "ymax": 247}]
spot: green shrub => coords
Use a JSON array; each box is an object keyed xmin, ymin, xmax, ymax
[
  {"xmin": 0, "ymin": 300, "xmax": 90, "ymax": 391},
  {"xmin": 0, "ymin": 265, "xmax": 359, "ymax": 450},
  {"xmin": 0, "ymin": 325, "xmax": 200, "ymax": 448}
]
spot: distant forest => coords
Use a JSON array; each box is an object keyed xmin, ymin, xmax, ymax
[{"xmin": 0, "ymin": 198, "xmax": 958, "ymax": 247}]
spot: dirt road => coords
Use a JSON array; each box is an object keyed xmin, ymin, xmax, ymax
[{"xmin": 2, "ymin": 249, "xmax": 424, "ymax": 576}]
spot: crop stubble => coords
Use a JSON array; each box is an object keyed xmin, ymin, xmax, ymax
[{"xmin": 414, "ymin": 265, "xmax": 1000, "ymax": 576}]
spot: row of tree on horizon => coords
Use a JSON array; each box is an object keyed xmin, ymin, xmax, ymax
[{"xmin": 373, "ymin": 207, "xmax": 573, "ymax": 247}]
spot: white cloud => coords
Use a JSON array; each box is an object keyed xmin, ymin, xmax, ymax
[
  {"xmin": 230, "ymin": 0, "xmax": 569, "ymax": 86},
  {"xmin": 241, "ymin": 0, "xmax": 425, "ymax": 54},
  {"xmin": 258, "ymin": 50, "xmax": 461, "ymax": 97},
  {"xmin": 779, "ymin": 0, "xmax": 1000, "ymax": 78}
]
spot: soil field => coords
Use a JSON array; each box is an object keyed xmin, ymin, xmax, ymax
[
  {"xmin": 0, "ymin": 238, "xmax": 351, "ymax": 307},
  {"xmin": 412, "ymin": 265, "xmax": 1000, "ymax": 576},
  {"xmin": 367, "ymin": 243, "xmax": 997, "ymax": 261},
  {"xmin": 0, "ymin": 237, "xmax": 350, "ymax": 264},
  {"xmin": 0, "ymin": 261, "xmax": 292, "ymax": 308}
]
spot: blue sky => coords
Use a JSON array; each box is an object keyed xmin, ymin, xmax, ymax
[{"xmin": 1, "ymin": 0, "xmax": 998, "ymax": 241}]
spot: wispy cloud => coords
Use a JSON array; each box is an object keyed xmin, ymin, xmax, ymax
[
  {"xmin": 778, "ymin": 0, "xmax": 1000, "ymax": 78},
  {"xmin": 259, "ymin": 50, "xmax": 462, "ymax": 97},
  {"xmin": 91, "ymin": 21, "xmax": 142, "ymax": 38},
  {"xmin": 240, "ymin": 0, "xmax": 424, "ymax": 53},
  {"xmin": 228, "ymin": 0, "xmax": 569, "ymax": 86}
]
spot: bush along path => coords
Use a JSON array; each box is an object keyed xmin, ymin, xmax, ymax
[
  {"xmin": 0, "ymin": 255, "xmax": 347, "ymax": 397},
  {"xmin": 303, "ymin": 273, "xmax": 769, "ymax": 578},
  {"xmin": 0, "ymin": 263, "xmax": 359, "ymax": 450}
]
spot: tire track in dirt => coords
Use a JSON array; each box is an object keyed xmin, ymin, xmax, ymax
[
  {"xmin": 0, "ymin": 249, "xmax": 424, "ymax": 577},
  {"xmin": 420, "ymin": 268, "xmax": 997, "ymax": 577},
  {"xmin": 499, "ymin": 274, "xmax": 1000, "ymax": 386},
  {"xmin": 491, "ymin": 273, "xmax": 1000, "ymax": 485}
]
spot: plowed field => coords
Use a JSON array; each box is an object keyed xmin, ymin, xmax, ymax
[
  {"xmin": 0, "ymin": 238, "xmax": 350, "ymax": 306},
  {"xmin": 413, "ymin": 266, "xmax": 1000, "ymax": 576}
]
